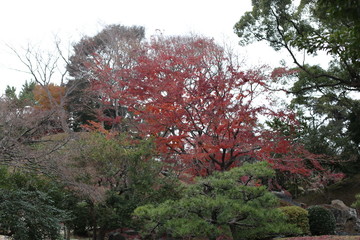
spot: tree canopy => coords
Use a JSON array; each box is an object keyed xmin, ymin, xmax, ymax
[
  {"xmin": 2, "ymin": 17, "xmax": 356, "ymax": 239},
  {"xmin": 235, "ymin": 0, "xmax": 360, "ymax": 91},
  {"xmin": 82, "ymin": 34, "xmax": 337, "ymax": 183},
  {"xmin": 235, "ymin": 0, "xmax": 360, "ymax": 173},
  {"xmin": 134, "ymin": 162, "xmax": 300, "ymax": 240},
  {"xmin": 66, "ymin": 24, "xmax": 145, "ymax": 130}
]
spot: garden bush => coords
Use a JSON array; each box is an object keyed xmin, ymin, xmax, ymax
[
  {"xmin": 308, "ymin": 205, "xmax": 336, "ymax": 235},
  {"xmin": 134, "ymin": 162, "xmax": 299, "ymax": 240},
  {"xmin": 352, "ymin": 193, "xmax": 360, "ymax": 209},
  {"xmin": 0, "ymin": 189, "xmax": 67, "ymax": 240},
  {"xmin": 280, "ymin": 206, "xmax": 310, "ymax": 235}
]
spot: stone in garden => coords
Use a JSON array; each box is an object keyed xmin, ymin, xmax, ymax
[{"xmin": 321, "ymin": 199, "xmax": 360, "ymax": 234}]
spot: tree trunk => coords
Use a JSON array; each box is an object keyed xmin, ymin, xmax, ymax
[
  {"xmin": 230, "ymin": 224, "xmax": 237, "ymax": 240},
  {"xmin": 90, "ymin": 202, "xmax": 97, "ymax": 240},
  {"xmin": 64, "ymin": 225, "xmax": 71, "ymax": 240},
  {"xmin": 66, "ymin": 227, "xmax": 71, "ymax": 240},
  {"xmin": 97, "ymin": 227, "xmax": 106, "ymax": 240}
]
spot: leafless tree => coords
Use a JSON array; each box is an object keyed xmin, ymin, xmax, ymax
[
  {"xmin": 8, "ymin": 42, "xmax": 74, "ymax": 132},
  {"xmin": 0, "ymin": 96, "xmax": 68, "ymax": 172},
  {"xmin": 0, "ymin": 39, "xmax": 84, "ymax": 172}
]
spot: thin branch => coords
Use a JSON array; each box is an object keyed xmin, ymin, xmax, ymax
[{"xmin": 269, "ymin": 7, "xmax": 358, "ymax": 92}]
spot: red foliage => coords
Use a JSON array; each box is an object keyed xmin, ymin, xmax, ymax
[
  {"xmin": 271, "ymin": 67, "xmax": 298, "ymax": 81},
  {"xmin": 126, "ymin": 36, "xmax": 320, "ymax": 178},
  {"xmin": 86, "ymin": 35, "xmax": 340, "ymax": 181}
]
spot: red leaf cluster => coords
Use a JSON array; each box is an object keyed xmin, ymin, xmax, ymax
[{"xmin": 83, "ymin": 35, "xmax": 340, "ymax": 181}]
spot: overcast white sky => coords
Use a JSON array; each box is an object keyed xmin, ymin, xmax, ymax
[{"xmin": 0, "ymin": 0, "xmax": 285, "ymax": 94}]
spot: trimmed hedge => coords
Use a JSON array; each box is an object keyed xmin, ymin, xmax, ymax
[
  {"xmin": 280, "ymin": 206, "xmax": 310, "ymax": 235},
  {"xmin": 308, "ymin": 205, "xmax": 336, "ymax": 235}
]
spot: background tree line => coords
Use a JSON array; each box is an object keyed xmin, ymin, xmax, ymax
[{"xmin": 1, "ymin": 0, "xmax": 360, "ymax": 238}]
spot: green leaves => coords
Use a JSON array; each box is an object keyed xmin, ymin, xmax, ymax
[
  {"xmin": 0, "ymin": 167, "xmax": 78, "ymax": 239},
  {"xmin": 65, "ymin": 132, "xmax": 182, "ymax": 234},
  {"xmin": 4, "ymin": 81, "xmax": 35, "ymax": 107},
  {"xmin": 239, "ymin": 0, "xmax": 360, "ymax": 173},
  {"xmin": 134, "ymin": 162, "xmax": 300, "ymax": 239},
  {"xmin": 0, "ymin": 187, "xmax": 68, "ymax": 240},
  {"xmin": 235, "ymin": 0, "xmax": 360, "ymax": 90},
  {"xmin": 352, "ymin": 193, "xmax": 360, "ymax": 209}
]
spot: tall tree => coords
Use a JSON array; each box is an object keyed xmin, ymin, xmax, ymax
[
  {"xmin": 234, "ymin": 0, "xmax": 360, "ymax": 172},
  {"xmin": 9, "ymin": 43, "xmax": 72, "ymax": 133},
  {"xmin": 66, "ymin": 24, "xmax": 145, "ymax": 130},
  {"xmin": 234, "ymin": 0, "xmax": 360, "ymax": 91},
  {"xmin": 4, "ymin": 81, "xmax": 35, "ymax": 108},
  {"xmin": 93, "ymin": 35, "xmax": 337, "ymax": 182},
  {"xmin": 5, "ymin": 86, "xmax": 17, "ymax": 101},
  {"xmin": 288, "ymin": 68, "xmax": 360, "ymax": 173},
  {"xmin": 19, "ymin": 80, "xmax": 36, "ymax": 106}
]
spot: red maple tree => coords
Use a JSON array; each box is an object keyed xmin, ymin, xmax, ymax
[
  {"xmin": 126, "ymin": 36, "xmax": 323, "ymax": 177},
  {"xmin": 87, "ymin": 35, "xmax": 341, "ymax": 182}
]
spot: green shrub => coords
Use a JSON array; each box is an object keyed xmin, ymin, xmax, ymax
[
  {"xmin": 280, "ymin": 206, "xmax": 310, "ymax": 235},
  {"xmin": 308, "ymin": 205, "xmax": 336, "ymax": 235},
  {"xmin": 0, "ymin": 189, "xmax": 68, "ymax": 240},
  {"xmin": 352, "ymin": 193, "xmax": 360, "ymax": 209},
  {"xmin": 134, "ymin": 162, "xmax": 299, "ymax": 240}
]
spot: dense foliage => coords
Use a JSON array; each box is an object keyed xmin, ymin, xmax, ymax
[
  {"xmin": 66, "ymin": 24, "xmax": 145, "ymax": 130},
  {"xmin": 235, "ymin": 0, "xmax": 360, "ymax": 173},
  {"xmin": 235, "ymin": 0, "xmax": 360, "ymax": 88},
  {"xmin": 134, "ymin": 162, "xmax": 300, "ymax": 240},
  {"xmin": 5, "ymin": 80, "xmax": 35, "ymax": 107},
  {"xmin": 3, "ymin": 5, "xmax": 359, "ymax": 237},
  {"xmin": 280, "ymin": 206, "xmax": 310, "ymax": 235},
  {"xmin": 308, "ymin": 206, "xmax": 336, "ymax": 236},
  {"xmin": 0, "ymin": 167, "xmax": 69, "ymax": 240},
  {"xmin": 83, "ymin": 34, "xmax": 336, "ymax": 184},
  {"xmin": 59, "ymin": 131, "xmax": 182, "ymax": 240},
  {"xmin": 0, "ymin": 190, "xmax": 66, "ymax": 240}
]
